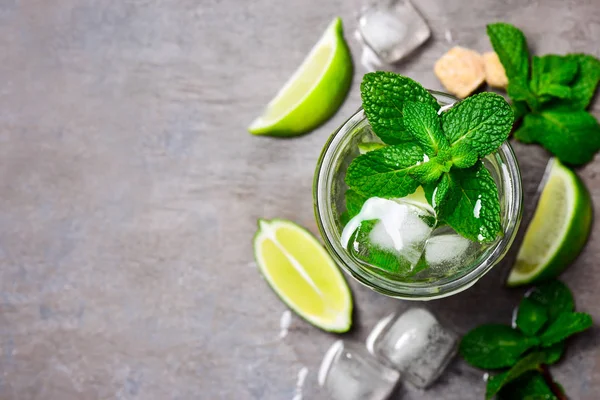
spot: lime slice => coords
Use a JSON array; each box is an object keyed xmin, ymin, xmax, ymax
[
  {"xmin": 358, "ymin": 142, "xmax": 385, "ymax": 154},
  {"xmin": 253, "ymin": 219, "xmax": 352, "ymax": 332},
  {"xmin": 248, "ymin": 18, "xmax": 353, "ymax": 137},
  {"xmin": 507, "ymin": 159, "xmax": 593, "ymax": 287}
]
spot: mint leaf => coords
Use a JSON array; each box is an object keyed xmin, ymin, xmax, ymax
[
  {"xmin": 528, "ymin": 280, "xmax": 575, "ymax": 322},
  {"xmin": 538, "ymin": 84, "xmax": 572, "ymax": 100},
  {"xmin": 459, "ymin": 324, "xmax": 539, "ymax": 369},
  {"xmin": 558, "ymin": 54, "xmax": 600, "ymax": 110},
  {"xmin": 542, "ymin": 342, "xmax": 565, "ymax": 365},
  {"xmin": 345, "ymin": 189, "xmax": 368, "ymax": 219},
  {"xmin": 530, "ymin": 54, "xmax": 579, "ymax": 93},
  {"xmin": 345, "ymin": 144, "xmax": 424, "ymax": 198},
  {"xmin": 486, "ymin": 352, "xmax": 547, "ymax": 399},
  {"xmin": 514, "ymin": 109, "xmax": 600, "ymax": 165},
  {"xmin": 516, "ymin": 297, "xmax": 549, "ymax": 336},
  {"xmin": 539, "ymin": 312, "xmax": 593, "ymax": 347},
  {"xmin": 410, "ymin": 157, "xmax": 451, "ymax": 183},
  {"xmin": 487, "ymin": 23, "xmax": 530, "ymax": 82},
  {"xmin": 441, "ymin": 93, "xmax": 513, "ymax": 168},
  {"xmin": 403, "ymin": 102, "xmax": 449, "ymax": 156},
  {"xmin": 498, "ymin": 372, "xmax": 557, "ymax": 400},
  {"xmin": 423, "ymin": 171, "xmax": 461, "ymax": 220},
  {"xmin": 361, "ymin": 72, "xmax": 441, "ymax": 144},
  {"xmin": 411, "ymin": 148, "xmax": 453, "ymax": 184},
  {"xmin": 508, "ymin": 80, "xmax": 540, "ymax": 111},
  {"xmin": 441, "ymin": 162, "xmax": 502, "ymax": 243},
  {"xmin": 513, "ymin": 101, "xmax": 530, "ymax": 121}
]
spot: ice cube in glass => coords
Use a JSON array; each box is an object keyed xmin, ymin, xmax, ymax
[{"xmin": 343, "ymin": 197, "xmax": 435, "ymax": 276}]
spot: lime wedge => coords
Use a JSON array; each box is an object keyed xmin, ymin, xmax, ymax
[
  {"xmin": 358, "ymin": 142, "xmax": 385, "ymax": 154},
  {"xmin": 248, "ymin": 18, "xmax": 353, "ymax": 137},
  {"xmin": 253, "ymin": 219, "xmax": 352, "ymax": 332},
  {"xmin": 507, "ymin": 159, "xmax": 592, "ymax": 287}
]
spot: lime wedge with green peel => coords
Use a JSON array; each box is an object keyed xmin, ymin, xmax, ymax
[
  {"xmin": 507, "ymin": 159, "xmax": 593, "ymax": 287},
  {"xmin": 253, "ymin": 219, "xmax": 353, "ymax": 332},
  {"xmin": 248, "ymin": 18, "xmax": 353, "ymax": 137}
]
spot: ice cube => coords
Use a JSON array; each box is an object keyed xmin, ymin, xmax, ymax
[
  {"xmin": 319, "ymin": 340, "xmax": 399, "ymax": 400},
  {"xmin": 423, "ymin": 227, "xmax": 481, "ymax": 276},
  {"xmin": 342, "ymin": 197, "xmax": 436, "ymax": 275},
  {"xmin": 357, "ymin": 0, "xmax": 431, "ymax": 65},
  {"xmin": 368, "ymin": 308, "xmax": 458, "ymax": 389}
]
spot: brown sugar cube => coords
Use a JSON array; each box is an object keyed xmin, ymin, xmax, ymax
[
  {"xmin": 483, "ymin": 52, "xmax": 509, "ymax": 88},
  {"xmin": 434, "ymin": 46, "xmax": 485, "ymax": 99}
]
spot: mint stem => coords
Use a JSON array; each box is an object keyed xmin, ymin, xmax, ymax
[{"xmin": 540, "ymin": 365, "xmax": 568, "ymax": 400}]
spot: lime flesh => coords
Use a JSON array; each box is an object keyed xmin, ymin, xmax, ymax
[
  {"xmin": 507, "ymin": 159, "xmax": 592, "ymax": 287},
  {"xmin": 253, "ymin": 219, "xmax": 352, "ymax": 332},
  {"xmin": 248, "ymin": 18, "xmax": 353, "ymax": 137}
]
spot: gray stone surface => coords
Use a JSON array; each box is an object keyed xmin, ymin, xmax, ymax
[{"xmin": 1, "ymin": 0, "xmax": 600, "ymax": 399}]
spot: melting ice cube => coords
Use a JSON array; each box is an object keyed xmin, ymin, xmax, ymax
[{"xmin": 341, "ymin": 197, "xmax": 435, "ymax": 275}]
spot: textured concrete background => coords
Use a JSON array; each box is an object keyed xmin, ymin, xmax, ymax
[{"xmin": 1, "ymin": 0, "xmax": 600, "ymax": 399}]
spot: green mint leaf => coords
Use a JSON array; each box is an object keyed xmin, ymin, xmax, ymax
[
  {"xmin": 441, "ymin": 162, "xmax": 502, "ymax": 243},
  {"xmin": 441, "ymin": 92, "xmax": 514, "ymax": 168},
  {"xmin": 459, "ymin": 324, "xmax": 539, "ymax": 369},
  {"xmin": 542, "ymin": 341, "xmax": 565, "ymax": 365},
  {"xmin": 410, "ymin": 148, "xmax": 453, "ymax": 184},
  {"xmin": 513, "ymin": 101, "xmax": 530, "ymax": 121},
  {"xmin": 410, "ymin": 158, "xmax": 449, "ymax": 183},
  {"xmin": 498, "ymin": 372, "xmax": 556, "ymax": 400},
  {"xmin": 530, "ymin": 54, "xmax": 579, "ymax": 94},
  {"xmin": 340, "ymin": 211, "xmax": 350, "ymax": 226},
  {"xmin": 508, "ymin": 80, "xmax": 540, "ymax": 111},
  {"xmin": 423, "ymin": 172, "xmax": 461, "ymax": 220},
  {"xmin": 345, "ymin": 143, "xmax": 424, "ymax": 198},
  {"xmin": 557, "ymin": 54, "xmax": 600, "ymax": 110},
  {"xmin": 345, "ymin": 189, "xmax": 369, "ymax": 219},
  {"xmin": 508, "ymin": 80, "xmax": 535, "ymax": 101},
  {"xmin": 516, "ymin": 297, "xmax": 549, "ymax": 336},
  {"xmin": 539, "ymin": 312, "xmax": 593, "ymax": 347},
  {"xmin": 528, "ymin": 280, "xmax": 574, "ymax": 322},
  {"xmin": 361, "ymin": 72, "xmax": 440, "ymax": 144},
  {"xmin": 514, "ymin": 108, "xmax": 600, "ymax": 165},
  {"xmin": 538, "ymin": 83, "xmax": 572, "ymax": 100},
  {"xmin": 403, "ymin": 102, "xmax": 449, "ymax": 156},
  {"xmin": 486, "ymin": 352, "xmax": 547, "ymax": 399},
  {"xmin": 487, "ymin": 23, "xmax": 530, "ymax": 82}
]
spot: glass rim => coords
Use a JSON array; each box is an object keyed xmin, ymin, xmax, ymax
[{"xmin": 313, "ymin": 96, "xmax": 523, "ymax": 300}]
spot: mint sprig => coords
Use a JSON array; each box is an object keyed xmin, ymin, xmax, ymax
[
  {"xmin": 459, "ymin": 279, "xmax": 592, "ymax": 398},
  {"xmin": 487, "ymin": 23, "xmax": 600, "ymax": 165},
  {"xmin": 346, "ymin": 72, "xmax": 512, "ymax": 244}
]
